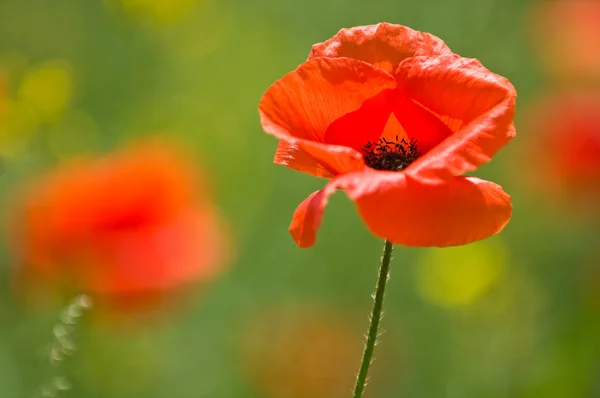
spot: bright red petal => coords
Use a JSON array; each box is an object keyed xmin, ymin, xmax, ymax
[
  {"xmin": 347, "ymin": 172, "xmax": 512, "ymax": 247},
  {"xmin": 274, "ymin": 141, "xmax": 336, "ymax": 178},
  {"xmin": 320, "ymin": 87, "xmax": 455, "ymax": 156},
  {"xmin": 290, "ymin": 189, "xmax": 330, "ymax": 248},
  {"xmin": 259, "ymin": 57, "xmax": 396, "ymax": 176},
  {"xmin": 309, "ymin": 23, "xmax": 453, "ymax": 73},
  {"xmin": 395, "ymin": 55, "xmax": 517, "ymax": 182},
  {"xmin": 392, "ymin": 90, "xmax": 454, "ymax": 154},
  {"xmin": 289, "ymin": 170, "xmax": 511, "ymax": 248},
  {"xmin": 322, "ymin": 89, "xmax": 395, "ymax": 152}
]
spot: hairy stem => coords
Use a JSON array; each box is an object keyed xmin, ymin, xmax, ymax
[{"xmin": 352, "ymin": 239, "xmax": 394, "ymax": 398}]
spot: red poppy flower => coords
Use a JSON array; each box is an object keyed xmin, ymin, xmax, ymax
[
  {"xmin": 9, "ymin": 142, "xmax": 228, "ymax": 312},
  {"xmin": 524, "ymin": 91, "xmax": 600, "ymax": 208},
  {"xmin": 259, "ymin": 23, "xmax": 516, "ymax": 248},
  {"xmin": 527, "ymin": 0, "xmax": 600, "ymax": 81}
]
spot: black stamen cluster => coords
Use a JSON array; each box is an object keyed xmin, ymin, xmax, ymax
[{"xmin": 363, "ymin": 136, "xmax": 420, "ymax": 171}]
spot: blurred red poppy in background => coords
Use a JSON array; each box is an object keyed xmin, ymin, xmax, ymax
[
  {"xmin": 528, "ymin": 0, "xmax": 600, "ymax": 81},
  {"xmin": 524, "ymin": 92, "xmax": 600, "ymax": 211},
  {"xmin": 9, "ymin": 142, "xmax": 228, "ymax": 314},
  {"xmin": 259, "ymin": 23, "xmax": 516, "ymax": 248},
  {"xmin": 239, "ymin": 305, "xmax": 398, "ymax": 398}
]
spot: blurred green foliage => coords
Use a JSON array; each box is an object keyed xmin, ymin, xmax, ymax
[{"xmin": 0, "ymin": 0, "xmax": 599, "ymax": 397}]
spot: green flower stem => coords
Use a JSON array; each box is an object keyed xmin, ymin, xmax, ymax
[{"xmin": 352, "ymin": 239, "xmax": 394, "ymax": 398}]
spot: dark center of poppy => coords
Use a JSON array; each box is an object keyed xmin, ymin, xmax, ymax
[{"xmin": 363, "ymin": 136, "xmax": 420, "ymax": 172}]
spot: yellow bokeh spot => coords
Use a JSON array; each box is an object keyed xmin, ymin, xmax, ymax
[
  {"xmin": 0, "ymin": 75, "xmax": 5, "ymax": 120},
  {"xmin": 18, "ymin": 60, "xmax": 73, "ymax": 122},
  {"xmin": 119, "ymin": 0, "xmax": 202, "ymax": 24},
  {"xmin": 416, "ymin": 240, "xmax": 508, "ymax": 308},
  {"xmin": 0, "ymin": 97, "xmax": 39, "ymax": 155}
]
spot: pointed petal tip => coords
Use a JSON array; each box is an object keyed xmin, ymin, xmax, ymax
[{"xmin": 289, "ymin": 189, "xmax": 329, "ymax": 248}]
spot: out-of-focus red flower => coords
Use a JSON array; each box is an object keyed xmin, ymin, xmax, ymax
[
  {"xmin": 528, "ymin": 0, "xmax": 600, "ymax": 81},
  {"xmin": 9, "ymin": 142, "xmax": 228, "ymax": 312},
  {"xmin": 524, "ymin": 91, "xmax": 600, "ymax": 209},
  {"xmin": 259, "ymin": 23, "xmax": 516, "ymax": 248},
  {"xmin": 239, "ymin": 305, "xmax": 397, "ymax": 398}
]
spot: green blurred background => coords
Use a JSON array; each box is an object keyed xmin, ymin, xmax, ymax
[{"xmin": 1, "ymin": 0, "xmax": 599, "ymax": 397}]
